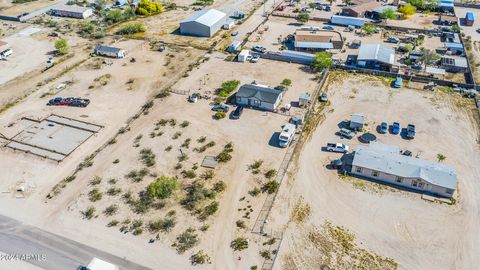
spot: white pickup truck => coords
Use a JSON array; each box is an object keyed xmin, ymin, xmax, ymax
[{"xmin": 326, "ymin": 143, "xmax": 349, "ymax": 153}]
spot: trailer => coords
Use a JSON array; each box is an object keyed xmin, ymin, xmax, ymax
[
  {"xmin": 47, "ymin": 97, "xmax": 90, "ymax": 107},
  {"xmin": 330, "ymin": 15, "xmax": 364, "ymax": 27}
]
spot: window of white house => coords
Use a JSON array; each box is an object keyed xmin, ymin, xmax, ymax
[
  {"xmin": 446, "ymin": 189, "xmax": 453, "ymax": 194},
  {"xmin": 412, "ymin": 180, "xmax": 418, "ymax": 187},
  {"xmin": 356, "ymin": 167, "xmax": 362, "ymax": 173},
  {"xmin": 418, "ymin": 182, "xmax": 424, "ymax": 188},
  {"xmin": 372, "ymin": 171, "xmax": 379, "ymax": 177},
  {"xmin": 395, "ymin": 176, "xmax": 402, "ymax": 183}
]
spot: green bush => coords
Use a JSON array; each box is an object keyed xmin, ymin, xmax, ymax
[
  {"xmin": 88, "ymin": 188, "xmax": 103, "ymax": 202},
  {"xmin": 83, "ymin": 206, "xmax": 96, "ymax": 219},
  {"xmin": 104, "ymin": 204, "xmax": 118, "ymax": 216},
  {"xmin": 174, "ymin": 228, "xmax": 198, "ymax": 253},
  {"xmin": 55, "ymin": 39, "xmax": 69, "ymax": 55},
  {"xmin": 281, "ymin": 78, "xmax": 292, "ymax": 86},
  {"xmin": 219, "ymin": 80, "xmax": 240, "ymax": 97},
  {"xmin": 190, "ymin": 250, "xmax": 211, "ymax": 265},
  {"xmin": 149, "ymin": 217, "xmax": 176, "ymax": 232},
  {"xmin": 116, "ymin": 23, "xmax": 146, "ymax": 35},
  {"xmin": 199, "ymin": 201, "xmax": 219, "ymax": 220},
  {"xmin": 261, "ymin": 180, "xmax": 279, "ymax": 194},
  {"xmin": 230, "ymin": 237, "xmax": 249, "ymax": 251},
  {"xmin": 213, "ymin": 111, "xmax": 226, "ymax": 119},
  {"xmin": 212, "ymin": 181, "xmax": 226, "ymax": 193},
  {"xmin": 136, "ymin": 0, "xmax": 163, "ymax": 16},
  {"xmin": 146, "ymin": 176, "xmax": 178, "ymax": 199}
]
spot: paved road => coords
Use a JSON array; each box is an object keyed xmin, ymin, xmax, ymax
[{"xmin": 0, "ymin": 215, "xmax": 151, "ymax": 270}]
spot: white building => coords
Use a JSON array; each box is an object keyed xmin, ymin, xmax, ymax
[
  {"xmin": 351, "ymin": 143, "xmax": 457, "ymax": 198},
  {"xmin": 180, "ymin": 9, "xmax": 227, "ymax": 37},
  {"xmin": 235, "ymin": 84, "xmax": 283, "ymax": 111},
  {"xmin": 94, "ymin": 45, "xmax": 126, "ymax": 59},
  {"xmin": 50, "ymin": 4, "xmax": 93, "ymax": 19}
]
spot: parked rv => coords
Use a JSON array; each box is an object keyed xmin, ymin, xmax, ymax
[{"xmin": 279, "ymin": 123, "xmax": 296, "ymax": 148}]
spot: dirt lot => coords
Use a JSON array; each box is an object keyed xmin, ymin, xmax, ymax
[
  {"xmin": 0, "ymin": 0, "xmax": 62, "ymax": 15},
  {"xmin": 0, "ymin": 53, "xmax": 320, "ymax": 268},
  {"xmin": 266, "ymin": 72, "xmax": 480, "ymax": 270}
]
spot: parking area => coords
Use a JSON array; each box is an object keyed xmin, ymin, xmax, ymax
[{"xmin": 270, "ymin": 72, "xmax": 480, "ymax": 269}]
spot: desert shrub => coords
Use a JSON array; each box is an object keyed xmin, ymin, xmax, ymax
[
  {"xmin": 178, "ymin": 154, "xmax": 189, "ymax": 162},
  {"xmin": 116, "ymin": 23, "xmax": 145, "ymax": 35},
  {"xmin": 197, "ymin": 136, "xmax": 206, "ymax": 143},
  {"xmin": 236, "ymin": 220, "xmax": 246, "ymax": 229},
  {"xmin": 248, "ymin": 187, "xmax": 261, "ymax": 197},
  {"xmin": 169, "ymin": 119, "xmax": 177, "ymax": 126},
  {"xmin": 181, "ymin": 170, "xmax": 196, "ymax": 179},
  {"xmin": 200, "ymin": 170, "xmax": 214, "ymax": 180},
  {"xmin": 249, "ymin": 160, "xmax": 263, "ymax": 171},
  {"xmin": 181, "ymin": 181, "xmax": 216, "ymax": 211},
  {"xmin": 133, "ymin": 228, "xmax": 143, "ymax": 235},
  {"xmin": 174, "ymin": 163, "xmax": 183, "ymax": 170},
  {"xmin": 146, "ymin": 176, "xmax": 178, "ymax": 199},
  {"xmin": 113, "ymin": 159, "xmax": 120, "ymax": 164},
  {"xmin": 212, "ymin": 181, "xmax": 226, "ymax": 193},
  {"xmin": 165, "ymin": 145, "xmax": 173, "ymax": 151},
  {"xmin": 180, "ymin": 121, "xmax": 190, "ymax": 128},
  {"xmin": 107, "ymin": 220, "xmax": 119, "ymax": 227},
  {"xmin": 199, "ymin": 201, "xmax": 219, "ymax": 220},
  {"xmin": 200, "ymin": 224, "xmax": 210, "ymax": 231},
  {"xmin": 230, "ymin": 237, "xmax": 248, "ymax": 251},
  {"xmin": 139, "ymin": 148, "xmax": 156, "ymax": 167},
  {"xmin": 108, "ymin": 178, "xmax": 117, "ymax": 184},
  {"xmin": 262, "ymin": 181, "xmax": 279, "ymax": 194},
  {"xmin": 181, "ymin": 138, "xmax": 191, "ymax": 148},
  {"xmin": 88, "ymin": 188, "xmax": 103, "ymax": 202},
  {"xmin": 90, "ymin": 176, "xmax": 102, "ymax": 185},
  {"xmin": 260, "ymin": 250, "xmax": 271, "ymax": 259},
  {"xmin": 190, "ymin": 250, "xmax": 211, "ymax": 265},
  {"xmin": 217, "ymin": 151, "xmax": 232, "ymax": 163},
  {"xmin": 83, "ymin": 206, "xmax": 96, "ymax": 219},
  {"xmin": 174, "ymin": 227, "xmax": 198, "ymax": 253},
  {"xmin": 149, "ymin": 217, "xmax": 176, "ymax": 232},
  {"xmin": 107, "ymin": 187, "xmax": 122, "ymax": 196},
  {"xmin": 172, "ymin": 131, "xmax": 182, "ymax": 139},
  {"xmin": 131, "ymin": 194, "xmax": 154, "ymax": 214},
  {"xmin": 265, "ymin": 169, "xmax": 276, "ymax": 179},
  {"xmin": 104, "ymin": 204, "xmax": 118, "ymax": 216},
  {"xmin": 281, "ymin": 78, "xmax": 292, "ymax": 86},
  {"xmin": 136, "ymin": 0, "xmax": 162, "ymax": 16}
]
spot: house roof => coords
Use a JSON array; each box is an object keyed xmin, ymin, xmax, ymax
[
  {"xmin": 295, "ymin": 31, "xmax": 334, "ymax": 43},
  {"xmin": 181, "ymin": 9, "xmax": 227, "ymax": 27},
  {"xmin": 343, "ymin": 1, "xmax": 383, "ymax": 14},
  {"xmin": 95, "ymin": 45, "xmax": 123, "ymax": 54},
  {"xmin": 52, "ymin": 4, "xmax": 91, "ymax": 13},
  {"xmin": 444, "ymin": 42, "xmax": 463, "ymax": 49},
  {"xmin": 357, "ymin": 44, "xmax": 395, "ymax": 65},
  {"xmin": 441, "ymin": 56, "xmax": 468, "ymax": 68},
  {"xmin": 352, "ymin": 143, "xmax": 457, "ymax": 190},
  {"xmin": 426, "ymin": 66, "xmax": 446, "ymax": 75},
  {"xmin": 236, "ymin": 84, "xmax": 283, "ymax": 104}
]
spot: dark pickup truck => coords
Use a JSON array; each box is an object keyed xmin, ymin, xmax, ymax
[{"xmin": 406, "ymin": 124, "xmax": 415, "ymax": 139}]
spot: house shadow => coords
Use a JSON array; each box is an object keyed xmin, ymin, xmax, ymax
[
  {"xmin": 268, "ymin": 132, "xmax": 281, "ymax": 147},
  {"xmin": 287, "ymin": 22, "xmax": 304, "ymax": 27},
  {"xmin": 336, "ymin": 120, "xmax": 350, "ymax": 129}
]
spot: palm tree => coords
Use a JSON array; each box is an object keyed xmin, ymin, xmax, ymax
[{"xmin": 437, "ymin": 153, "xmax": 446, "ymax": 162}]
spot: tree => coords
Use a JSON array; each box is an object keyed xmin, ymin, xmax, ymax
[
  {"xmin": 146, "ymin": 176, "xmax": 178, "ymax": 199},
  {"xmin": 398, "ymin": 3, "xmax": 416, "ymax": 18},
  {"xmin": 136, "ymin": 0, "xmax": 163, "ymax": 16},
  {"xmin": 281, "ymin": 78, "xmax": 292, "ymax": 86},
  {"xmin": 451, "ymin": 24, "xmax": 461, "ymax": 33},
  {"xmin": 296, "ymin": 13, "xmax": 309, "ymax": 24},
  {"xmin": 106, "ymin": 9, "xmax": 124, "ymax": 24},
  {"xmin": 312, "ymin": 52, "xmax": 333, "ymax": 70},
  {"xmin": 55, "ymin": 39, "xmax": 69, "ymax": 55},
  {"xmin": 362, "ymin": 24, "xmax": 376, "ymax": 35},
  {"xmin": 230, "ymin": 237, "xmax": 249, "ymax": 251},
  {"xmin": 342, "ymin": 0, "xmax": 352, "ymax": 5},
  {"xmin": 116, "ymin": 23, "xmax": 146, "ymax": 35},
  {"xmin": 420, "ymin": 48, "xmax": 440, "ymax": 68},
  {"xmin": 94, "ymin": 0, "xmax": 106, "ymax": 10},
  {"xmin": 380, "ymin": 8, "xmax": 398, "ymax": 20}
]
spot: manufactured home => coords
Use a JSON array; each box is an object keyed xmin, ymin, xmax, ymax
[
  {"xmin": 94, "ymin": 45, "xmax": 126, "ymax": 58},
  {"xmin": 235, "ymin": 84, "xmax": 283, "ymax": 111}
]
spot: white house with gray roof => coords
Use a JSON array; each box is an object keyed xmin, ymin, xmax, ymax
[
  {"xmin": 94, "ymin": 45, "xmax": 126, "ymax": 58},
  {"xmin": 180, "ymin": 9, "xmax": 227, "ymax": 37},
  {"xmin": 351, "ymin": 143, "xmax": 456, "ymax": 198},
  {"xmin": 235, "ymin": 84, "xmax": 283, "ymax": 111}
]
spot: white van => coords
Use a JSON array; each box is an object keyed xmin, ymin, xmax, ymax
[{"xmin": 279, "ymin": 123, "xmax": 296, "ymax": 148}]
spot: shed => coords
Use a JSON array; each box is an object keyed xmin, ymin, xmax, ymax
[
  {"xmin": 227, "ymin": 40, "xmax": 241, "ymax": 53},
  {"xmin": 235, "ymin": 84, "xmax": 283, "ymax": 111},
  {"xmin": 350, "ymin": 114, "xmax": 365, "ymax": 130},
  {"xmin": 50, "ymin": 4, "xmax": 93, "ymax": 19},
  {"xmin": 330, "ymin": 15, "xmax": 365, "ymax": 27},
  {"xmin": 298, "ymin": 93, "xmax": 310, "ymax": 107},
  {"xmin": 180, "ymin": 9, "xmax": 227, "ymax": 37},
  {"xmin": 94, "ymin": 45, "xmax": 126, "ymax": 58},
  {"xmin": 238, "ymin": 49, "xmax": 250, "ymax": 62},
  {"xmin": 466, "ymin": 12, "xmax": 474, "ymax": 26}
]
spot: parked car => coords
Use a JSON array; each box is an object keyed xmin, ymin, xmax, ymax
[
  {"xmin": 477, "ymin": 28, "xmax": 480, "ymax": 33},
  {"xmin": 379, "ymin": 122, "xmax": 388, "ymax": 134},
  {"xmin": 406, "ymin": 124, "xmax": 415, "ymax": 139},
  {"xmin": 339, "ymin": 128, "xmax": 356, "ymax": 139},
  {"xmin": 47, "ymin": 57, "xmax": 54, "ymax": 64},
  {"xmin": 326, "ymin": 143, "xmax": 349, "ymax": 153},
  {"xmin": 1, "ymin": 48, "xmax": 12, "ymax": 57},
  {"xmin": 386, "ymin": 37, "xmax": 400, "ymax": 43},
  {"xmin": 322, "ymin": 25, "xmax": 335, "ymax": 30},
  {"xmin": 47, "ymin": 97, "xmax": 90, "ymax": 107},
  {"xmin": 393, "ymin": 77, "xmax": 403, "ymax": 88},
  {"xmin": 320, "ymin": 92, "xmax": 328, "ymax": 102},
  {"xmin": 212, "ymin": 105, "xmax": 229, "ymax": 112},
  {"xmin": 324, "ymin": 5, "xmax": 331, "ymax": 11},
  {"xmin": 250, "ymin": 54, "xmax": 260, "ymax": 63},
  {"xmin": 231, "ymin": 31, "xmax": 239, "ymax": 36},
  {"xmin": 231, "ymin": 106, "xmax": 244, "ymax": 119},
  {"xmin": 401, "ymin": 150, "xmax": 412, "ymax": 156},
  {"xmin": 391, "ymin": 122, "xmax": 400, "ymax": 134},
  {"xmin": 189, "ymin": 94, "xmax": 198, "ymax": 103},
  {"xmin": 252, "ymin": 45, "xmax": 266, "ymax": 53}
]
